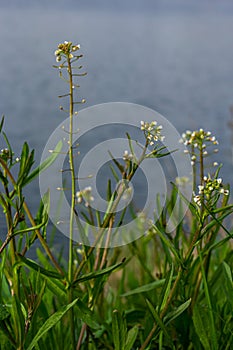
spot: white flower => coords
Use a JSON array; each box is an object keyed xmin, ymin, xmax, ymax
[
  {"xmin": 76, "ymin": 186, "xmax": 94, "ymax": 206},
  {"xmin": 54, "ymin": 49, "xmax": 62, "ymax": 56},
  {"xmin": 123, "ymin": 150, "xmax": 133, "ymax": 161},
  {"xmin": 72, "ymin": 44, "xmax": 81, "ymax": 51},
  {"xmin": 193, "ymin": 195, "xmax": 201, "ymax": 206},
  {"xmin": 198, "ymin": 185, "xmax": 204, "ymax": 194}
]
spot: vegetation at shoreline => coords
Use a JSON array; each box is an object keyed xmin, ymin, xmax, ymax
[{"xmin": 0, "ymin": 41, "xmax": 233, "ymax": 350}]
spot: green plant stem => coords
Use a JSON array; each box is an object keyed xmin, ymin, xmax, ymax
[
  {"xmin": 139, "ymin": 268, "xmax": 183, "ymax": 350},
  {"xmin": 192, "ymin": 144, "xmax": 196, "ymax": 190},
  {"xmin": 67, "ymin": 55, "xmax": 76, "ymax": 350},
  {"xmin": 0, "ymin": 158, "xmax": 64, "ymax": 277},
  {"xmin": 200, "ymin": 147, "xmax": 205, "ymax": 219},
  {"xmin": 3, "ymin": 169, "xmax": 20, "ymax": 297},
  {"xmin": 139, "ymin": 215, "xmax": 206, "ymax": 349},
  {"xmin": 197, "ymin": 244, "xmax": 218, "ymax": 350},
  {"xmin": 100, "ymin": 217, "xmax": 113, "ymax": 270},
  {"xmin": 73, "ymin": 145, "xmax": 148, "ymax": 281},
  {"xmin": 23, "ymin": 201, "xmax": 65, "ymax": 277}
]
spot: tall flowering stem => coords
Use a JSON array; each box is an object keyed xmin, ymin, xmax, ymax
[
  {"xmin": 179, "ymin": 128, "xmax": 231, "ymax": 310},
  {"xmin": 54, "ymin": 41, "xmax": 86, "ymax": 349},
  {"xmin": 180, "ymin": 128, "xmax": 220, "ymax": 217}
]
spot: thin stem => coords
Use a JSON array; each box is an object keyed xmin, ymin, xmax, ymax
[
  {"xmin": 197, "ymin": 244, "xmax": 218, "ymax": 350},
  {"xmin": 74, "ymin": 144, "xmax": 149, "ymax": 280},
  {"xmin": 67, "ymin": 54, "xmax": 76, "ymax": 350},
  {"xmin": 200, "ymin": 146, "xmax": 205, "ymax": 219},
  {"xmin": 100, "ymin": 217, "xmax": 113, "ymax": 270},
  {"xmin": 76, "ymin": 323, "xmax": 87, "ymax": 350},
  {"xmin": 139, "ymin": 268, "xmax": 183, "ymax": 350},
  {"xmin": 0, "ymin": 158, "xmax": 65, "ymax": 276}
]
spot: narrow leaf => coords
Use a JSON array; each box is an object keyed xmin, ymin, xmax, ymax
[
  {"xmin": 159, "ymin": 264, "xmax": 174, "ymax": 311},
  {"xmin": 145, "ymin": 299, "xmax": 172, "ymax": 344},
  {"xmin": 26, "ymin": 298, "xmax": 78, "ymax": 350},
  {"xmin": 164, "ymin": 299, "xmax": 191, "ymax": 325},
  {"xmin": 193, "ymin": 304, "xmax": 211, "ymax": 350},
  {"xmin": 72, "ymin": 260, "xmax": 125, "ymax": 285},
  {"xmin": 121, "ymin": 279, "xmax": 169, "ymax": 297},
  {"xmin": 125, "ymin": 325, "xmax": 138, "ymax": 350},
  {"xmin": 23, "ymin": 140, "xmax": 63, "ymax": 186},
  {"xmin": 0, "ymin": 115, "xmax": 4, "ymax": 132},
  {"xmin": 112, "ymin": 310, "xmax": 127, "ymax": 350},
  {"xmin": 15, "ymin": 254, "xmax": 64, "ymax": 280},
  {"xmin": 75, "ymin": 299, "xmax": 99, "ymax": 329}
]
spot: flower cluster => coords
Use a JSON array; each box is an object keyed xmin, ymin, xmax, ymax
[
  {"xmin": 193, "ymin": 175, "xmax": 229, "ymax": 206},
  {"xmin": 140, "ymin": 121, "xmax": 165, "ymax": 146},
  {"xmin": 76, "ymin": 186, "xmax": 94, "ymax": 207},
  {"xmin": 180, "ymin": 129, "xmax": 218, "ymax": 149},
  {"xmin": 0, "ymin": 148, "xmax": 11, "ymax": 162},
  {"xmin": 180, "ymin": 129, "xmax": 219, "ymax": 166},
  {"xmin": 54, "ymin": 41, "xmax": 81, "ymax": 62},
  {"xmin": 1, "ymin": 148, "xmax": 9, "ymax": 155},
  {"xmin": 122, "ymin": 150, "xmax": 133, "ymax": 161}
]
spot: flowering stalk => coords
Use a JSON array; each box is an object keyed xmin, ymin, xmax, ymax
[{"xmin": 54, "ymin": 41, "xmax": 86, "ymax": 349}]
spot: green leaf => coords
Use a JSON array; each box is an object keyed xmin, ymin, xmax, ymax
[
  {"xmin": 222, "ymin": 262, "xmax": 233, "ymax": 309},
  {"xmin": 146, "ymin": 146, "xmax": 174, "ymax": 159},
  {"xmin": 164, "ymin": 299, "xmax": 191, "ymax": 325},
  {"xmin": 112, "ymin": 310, "xmax": 127, "ymax": 350},
  {"xmin": 75, "ymin": 299, "xmax": 99, "ymax": 329},
  {"xmin": 109, "ymin": 164, "xmax": 120, "ymax": 182},
  {"xmin": 0, "ymin": 169, "xmax": 8, "ymax": 186},
  {"xmin": 11, "ymin": 296, "xmax": 25, "ymax": 347},
  {"xmin": 201, "ymin": 206, "xmax": 233, "ymax": 239},
  {"xmin": 72, "ymin": 260, "xmax": 126, "ymax": 285},
  {"xmin": 145, "ymin": 299, "xmax": 173, "ymax": 345},
  {"xmin": 26, "ymin": 298, "xmax": 78, "ymax": 350},
  {"xmin": 2, "ymin": 131, "xmax": 13, "ymax": 160},
  {"xmin": 0, "ymin": 304, "xmax": 10, "ymax": 321},
  {"xmin": 17, "ymin": 142, "xmax": 32, "ymax": 184},
  {"xmin": 126, "ymin": 132, "xmax": 135, "ymax": 157},
  {"xmin": 193, "ymin": 304, "xmax": 211, "ymax": 350},
  {"xmin": 108, "ymin": 150, "xmax": 125, "ymax": 173},
  {"xmin": 125, "ymin": 325, "xmax": 138, "ymax": 350},
  {"xmin": 198, "ymin": 246, "xmax": 218, "ymax": 350},
  {"xmin": 121, "ymin": 279, "xmax": 169, "ymax": 297},
  {"xmin": 153, "ymin": 224, "xmax": 182, "ymax": 264},
  {"xmin": 23, "ymin": 140, "xmax": 63, "ymax": 186},
  {"xmin": 159, "ymin": 264, "xmax": 174, "ymax": 312},
  {"xmin": 0, "ymin": 115, "xmax": 4, "ymax": 133},
  {"xmin": 11, "ymin": 217, "xmax": 48, "ymax": 237},
  {"xmin": 15, "ymin": 254, "xmax": 64, "ymax": 280},
  {"xmin": 107, "ymin": 179, "xmax": 112, "ymax": 201}
]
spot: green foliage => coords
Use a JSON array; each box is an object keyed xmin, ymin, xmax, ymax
[{"xmin": 0, "ymin": 42, "xmax": 233, "ymax": 350}]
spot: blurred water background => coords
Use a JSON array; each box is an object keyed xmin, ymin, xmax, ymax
[{"xmin": 0, "ymin": 0, "xmax": 233, "ymax": 247}]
